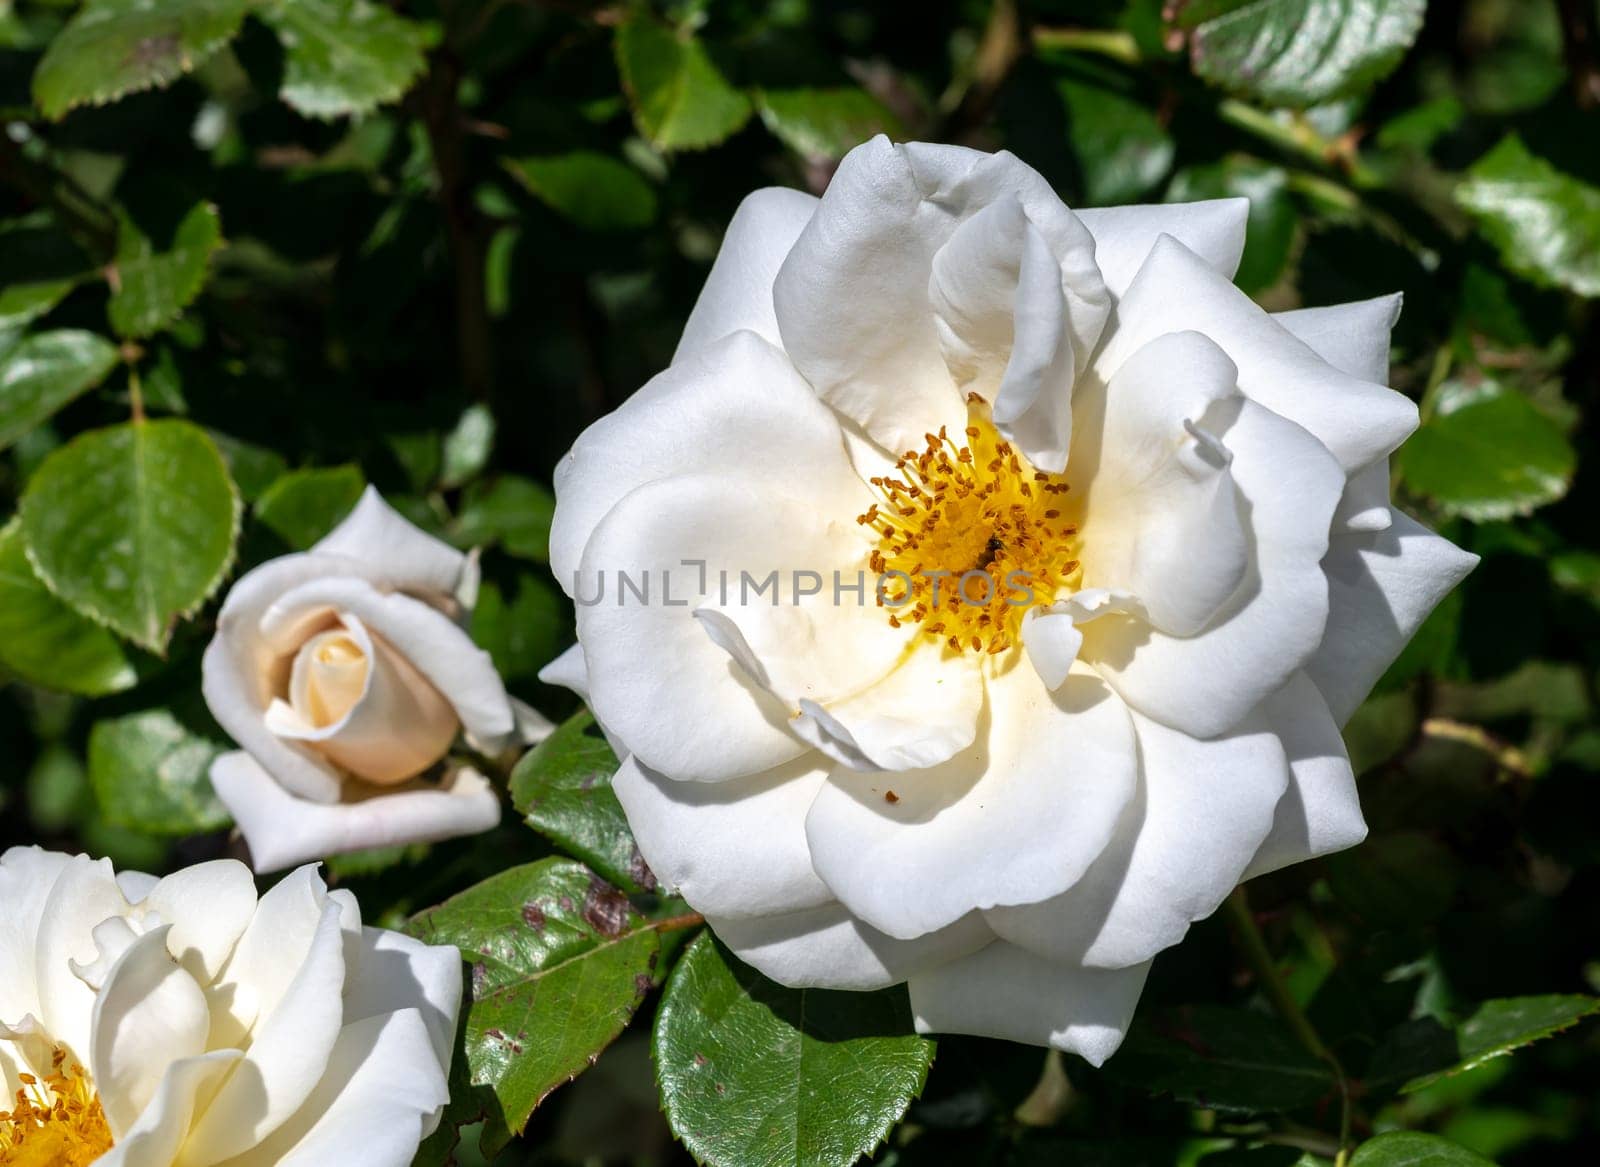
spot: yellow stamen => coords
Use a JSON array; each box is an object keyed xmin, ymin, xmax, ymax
[
  {"xmin": 0, "ymin": 1047, "xmax": 113, "ymax": 1166},
  {"xmin": 860, "ymin": 396, "xmax": 1083, "ymax": 657}
]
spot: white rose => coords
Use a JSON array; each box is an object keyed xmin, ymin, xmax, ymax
[
  {"xmin": 203, "ymin": 487, "xmax": 549, "ymax": 874},
  {"xmin": 0, "ymin": 847, "xmax": 459, "ymax": 1165},
  {"xmin": 541, "ymin": 138, "xmax": 1477, "ymax": 1063}
]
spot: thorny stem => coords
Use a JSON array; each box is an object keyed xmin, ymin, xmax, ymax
[{"xmin": 1222, "ymin": 887, "xmax": 1353, "ymax": 1166}]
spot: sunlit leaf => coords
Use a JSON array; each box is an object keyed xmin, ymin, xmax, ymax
[
  {"xmin": 655, "ymin": 933, "xmax": 935, "ymax": 1167},
  {"xmin": 19, "ymin": 418, "xmax": 240, "ymax": 653},
  {"xmin": 614, "ymin": 16, "xmax": 752, "ymax": 151}
]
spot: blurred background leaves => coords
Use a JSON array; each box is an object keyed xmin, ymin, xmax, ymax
[{"xmin": 2, "ymin": 0, "xmax": 1599, "ymax": 1164}]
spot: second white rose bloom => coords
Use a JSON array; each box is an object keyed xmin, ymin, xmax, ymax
[
  {"xmin": 0, "ymin": 847, "xmax": 459, "ymax": 1166},
  {"xmin": 543, "ymin": 138, "xmax": 1477, "ymax": 1062},
  {"xmin": 203, "ymin": 487, "xmax": 549, "ymax": 873}
]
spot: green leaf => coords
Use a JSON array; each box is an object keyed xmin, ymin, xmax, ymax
[
  {"xmin": 1455, "ymin": 134, "xmax": 1600, "ymax": 298},
  {"xmin": 452, "ymin": 476, "xmax": 555, "ymax": 561},
  {"xmin": 504, "ymin": 153, "xmax": 658, "ymax": 233},
  {"xmin": 406, "ymin": 859, "xmax": 663, "ymax": 1136},
  {"xmin": 754, "ymin": 87, "xmax": 903, "ymax": 159},
  {"xmin": 0, "ymin": 329, "xmax": 119, "ymax": 452},
  {"xmin": 254, "ymin": 464, "xmax": 366, "ymax": 549},
  {"xmin": 1167, "ymin": 158, "xmax": 1295, "ymax": 293},
  {"xmin": 1056, "ymin": 70, "xmax": 1174, "ymax": 205},
  {"xmin": 88, "ymin": 707, "xmax": 232, "ymax": 836},
  {"xmin": 1349, "ymin": 1132, "xmax": 1495, "ymax": 1166},
  {"xmin": 0, "ymin": 218, "xmax": 93, "ymax": 330},
  {"xmin": 440, "ymin": 403, "xmax": 496, "ymax": 489},
  {"xmin": 1369, "ymin": 995, "xmax": 1600, "ymax": 1095},
  {"xmin": 614, "ymin": 17, "xmax": 752, "ymax": 151},
  {"xmin": 0, "ymin": 520, "xmax": 135, "ymax": 696},
  {"xmin": 1183, "ymin": 0, "xmax": 1427, "ymax": 108},
  {"xmin": 510, "ymin": 711, "xmax": 653, "ymax": 894},
  {"xmin": 19, "ymin": 418, "xmax": 241, "ymax": 654},
  {"xmin": 1104, "ymin": 1006, "xmax": 1338, "ymax": 1113},
  {"xmin": 1397, "ymin": 381, "xmax": 1575, "ymax": 521},
  {"xmin": 260, "ymin": 0, "xmax": 433, "ymax": 120},
  {"xmin": 32, "ymin": 0, "xmax": 252, "ymax": 120},
  {"xmin": 108, "ymin": 203, "xmax": 223, "ymax": 340},
  {"xmin": 471, "ymin": 572, "xmax": 564, "ymax": 684},
  {"xmin": 654, "ymin": 932, "xmax": 935, "ymax": 1167}
]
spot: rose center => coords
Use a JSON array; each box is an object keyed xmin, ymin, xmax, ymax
[
  {"xmin": 0, "ymin": 1046, "xmax": 113, "ymax": 1167},
  {"xmin": 858, "ymin": 396, "xmax": 1083, "ymax": 656},
  {"xmin": 294, "ymin": 628, "xmax": 372, "ymax": 728}
]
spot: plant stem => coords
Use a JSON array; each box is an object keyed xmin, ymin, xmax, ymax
[
  {"xmin": 1032, "ymin": 26, "xmax": 1142, "ymax": 64},
  {"xmin": 1222, "ymin": 887, "xmax": 1353, "ymax": 1165},
  {"xmin": 420, "ymin": 50, "xmax": 494, "ymax": 404}
]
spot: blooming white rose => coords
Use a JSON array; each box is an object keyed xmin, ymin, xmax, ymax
[
  {"xmin": 541, "ymin": 138, "xmax": 1478, "ymax": 1062},
  {"xmin": 0, "ymin": 847, "xmax": 459, "ymax": 1165},
  {"xmin": 204, "ymin": 487, "xmax": 549, "ymax": 873}
]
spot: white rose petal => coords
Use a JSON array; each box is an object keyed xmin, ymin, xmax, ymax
[{"xmin": 544, "ymin": 137, "xmax": 1475, "ymax": 1056}]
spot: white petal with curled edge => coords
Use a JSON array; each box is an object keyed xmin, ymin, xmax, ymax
[
  {"xmin": 139, "ymin": 859, "xmax": 258, "ymax": 983},
  {"xmin": 900, "ymin": 141, "xmax": 1108, "ymax": 367},
  {"xmin": 1306, "ymin": 510, "xmax": 1480, "ymax": 726},
  {"xmin": 33, "ymin": 853, "xmax": 126, "ymax": 1066},
  {"xmin": 698, "ymin": 602, "xmax": 984, "ymax": 775},
  {"xmin": 311, "ymin": 486, "xmax": 470, "ymax": 600},
  {"xmin": 1244, "ymin": 671, "xmax": 1367, "ymax": 879},
  {"xmin": 709, "ymin": 903, "xmax": 993, "ymax": 991},
  {"xmin": 1273, "ymin": 293, "xmax": 1402, "ymax": 385},
  {"xmin": 929, "ymin": 196, "xmax": 1075, "ymax": 471},
  {"xmin": 211, "ymin": 863, "xmax": 332, "ymax": 1044},
  {"xmin": 550, "ymin": 330, "xmax": 864, "ymax": 598},
  {"xmin": 0, "ymin": 847, "xmax": 72, "ymax": 1035},
  {"xmin": 209, "ymin": 1009, "xmax": 451, "ymax": 1167},
  {"xmin": 772, "ymin": 136, "xmax": 968, "ymax": 455},
  {"xmin": 341, "ymin": 927, "xmax": 462, "ymax": 1077},
  {"xmin": 210, "ymin": 751, "xmax": 502, "ymax": 875},
  {"xmin": 1020, "ymin": 606, "xmax": 1083, "ymax": 691},
  {"xmin": 178, "ymin": 898, "xmax": 347, "ymax": 1166},
  {"xmin": 89, "ymin": 925, "xmax": 211, "ymax": 1138},
  {"xmin": 1080, "ymin": 399, "xmax": 1345, "ymax": 739},
  {"xmin": 985, "ymin": 708, "xmax": 1288, "ymax": 970},
  {"xmin": 258, "ymin": 577, "xmax": 512, "ymax": 749},
  {"xmin": 576, "ymin": 472, "xmax": 881, "ymax": 783},
  {"xmin": 1095, "ymin": 236, "xmax": 1417, "ymax": 476},
  {"xmin": 908, "ymin": 943, "xmax": 1151, "ymax": 1064},
  {"xmin": 675, "ymin": 186, "xmax": 818, "ymax": 361},
  {"xmin": 203, "ymin": 555, "xmax": 357, "ymax": 804},
  {"xmin": 1275, "ymin": 294, "xmax": 1405, "ymax": 534},
  {"xmin": 1074, "ymin": 199, "xmax": 1247, "ymax": 299},
  {"xmin": 774, "ymin": 137, "xmax": 1106, "ymax": 456},
  {"xmin": 805, "ymin": 661, "xmax": 1137, "ymax": 940},
  {"xmin": 93, "ymin": 1050, "xmax": 242, "ymax": 1167},
  {"xmin": 1073, "ymin": 330, "xmax": 1247, "ymax": 636},
  {"xmin": 614, "ymin": 753, "xmax": 831, "ymax": 920}
]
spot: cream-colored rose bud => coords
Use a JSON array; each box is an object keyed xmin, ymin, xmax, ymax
[{"xmin": 265, "ymin": 613, "xmax": 460, "ymax": 785}]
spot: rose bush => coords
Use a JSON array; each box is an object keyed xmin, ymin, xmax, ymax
[
  {"xmin": 542, "ymin": 137, "xmax": 1477, "ymax": 1061},
  {"xmin": 203, "ymin": 488, "xmax": 547, "ymax": 873},
  {"xmin": 0, "ymin": 846, "xmax": 459, "ymax": 1165}
]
